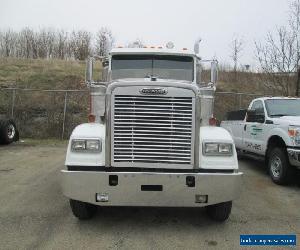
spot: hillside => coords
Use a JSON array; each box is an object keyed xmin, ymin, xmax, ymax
[
  {"xmin": 0, "ymin": 58, "xmax": 280, "ymax": 94},
  {"xmin": 0, "ymin": 58, "xmax": 86, "ymax": 89}
]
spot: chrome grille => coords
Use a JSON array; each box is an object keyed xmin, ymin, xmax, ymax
[{"xmin": 112, "ymin": 95, "xmax": 194, "ymax": 165}]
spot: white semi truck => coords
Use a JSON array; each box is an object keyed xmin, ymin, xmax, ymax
[
  {"xmin": 221, "ymin": 97, "xmax": 300, "ymax": 185},
  {"xmin": 62, "ymin": 44, "xmax": 242, "ymax": 222}
]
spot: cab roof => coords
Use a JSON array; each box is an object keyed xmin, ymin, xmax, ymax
[
  {"xmin": 257, "ymin": 96, "xmax": 300, "ymax": 101},
  {"xmin": 110, "ymin": 47, "xmax": 197, "ymax": 58}
]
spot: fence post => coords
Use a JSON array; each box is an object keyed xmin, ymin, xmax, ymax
[
  {"xmin": 11, "ymin": 89, "xmax": 16, "ymax": 118},
  {"xmin": 61, "ymin": 92, "xmax": 68, "ymax": 140},
  {"xmin": 238, "ymin": 94, "xmax": 242, "ymax": 109}
]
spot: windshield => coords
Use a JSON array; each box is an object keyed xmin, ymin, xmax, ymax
[
  {"xmin": 265, "ymin": 99, "xmax": 300, "ymax": 117},
  {"xmin": 111, "ymin": 54, "xmax": 194, "ymax": 81}
]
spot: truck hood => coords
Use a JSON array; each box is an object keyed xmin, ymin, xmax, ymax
[{"xmin": 273, "ymin": 116, "xmax": 300, "ymax": 126}]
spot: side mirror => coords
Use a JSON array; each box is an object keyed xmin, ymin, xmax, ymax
[
  {"xmin": 246, "ymin": 110, "xmax": 265, "ymax": 123},
  {"xmin": 85, "ymin": 57, "xmax": 93, "ymax": 83},
  {"xmin": 210, "ymin": 60, "xmax": 218, "ymax": 84}
]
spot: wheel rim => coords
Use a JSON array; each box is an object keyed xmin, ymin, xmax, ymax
[
  {"xmin": 7, "ymin": 124, "xmax": 16, "ymax": 140},
  {"xmin": 270, "ymin": 156, "xmax": 282, "ymax": 178}
]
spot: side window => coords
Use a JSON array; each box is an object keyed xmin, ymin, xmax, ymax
[{"xmin": 251, "ymin": 100, "xmax": 264, "ymax": 115}]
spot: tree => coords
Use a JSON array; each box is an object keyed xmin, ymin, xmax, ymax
[
  {"xmin": 0, "ymin": 29, "xmax": 16, "ymax": 57},
  {"xmin": 0, "ymin": 27, "xmax": 113, "ymax": 61},
  {"xmin": 290, "ymin": 0, "xmax": 300, "ymax": 95},
  {"xmin": 229, "ymin": 36, "xmax": 244, "ymax": 75},
  {"xmin": 70, "ymin": 30, "xmax": 92, "ymax": 60},
  {"xmin": 256, "ymin": 0, "xmax": 300, "ymax": 96},
  {"xmin": 54, "ymin": 30, "xmax": 68, "ymax": 59},
  {"xmin": 95, "ymin": 28, "xmax": 114, "ymax": 57}
]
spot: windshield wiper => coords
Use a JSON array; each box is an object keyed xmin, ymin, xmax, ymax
[{"xmin": 270, "ymin": 114, "xmax": 290, "ymax": 117}]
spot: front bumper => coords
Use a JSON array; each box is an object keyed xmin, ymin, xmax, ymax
[
  {"xmin": 287, "ymin": 148, "xmax": 300, "ymax": 169},
  {"xmin": 61, "ymin": 169, "xmax": 243, "ymax": 207}
]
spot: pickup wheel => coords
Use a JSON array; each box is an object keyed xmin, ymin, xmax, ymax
[
  {"xmin": 268, "ymin": 148, "xmax": 294, "ymax": 185},
  {"xmin": 0, "ymin": 119, "xmax": 18, "ymax": 145},
  {"xmin": 69, "ymin": 199, "xmax": 97, "ymax": 220},
  {"xmin": 206, "ymin": 201, "xmax": 232, "ymax": 222}
]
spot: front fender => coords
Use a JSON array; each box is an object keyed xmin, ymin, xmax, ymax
[
  {"xmin": 199, "ymin": 126, "xmax": 239, "ymax": 170},
  {"xmin": 65, "ymin": 123, "xmax": 106, "ymax": 167},
  {"xmin": 265, "ymin": 127, "xmax": 292, "ymax": 149}
]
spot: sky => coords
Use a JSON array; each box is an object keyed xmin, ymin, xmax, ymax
[{"xmin": 0, "ymin": 0, "xmax": 291, "ymax": 68}]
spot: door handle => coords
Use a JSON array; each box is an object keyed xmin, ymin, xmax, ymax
[{"xmin": 244, "ymin": 124, "xmax": 247, "ymax": 131}]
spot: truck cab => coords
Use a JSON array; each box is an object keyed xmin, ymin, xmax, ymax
[
  {"xmin": 221, "ymin": 97, "xmax": 300, "ymax": 185},
  {"xmin": 62, "ymin": 45, "xmax": 242, "ymax": 222}
]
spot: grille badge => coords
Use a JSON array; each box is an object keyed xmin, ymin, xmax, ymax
[{"xmin": 140, "ymin": 88, "xmax": 168, "ymax": 95}]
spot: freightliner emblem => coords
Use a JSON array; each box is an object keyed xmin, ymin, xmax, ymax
[{"xmin": 140, "ymin": 88, "xmax": 168, "ymax": 95}]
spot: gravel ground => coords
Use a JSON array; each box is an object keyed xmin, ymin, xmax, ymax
[{"xmin": 0, "ymin": 141, "xmax": 299, "ymax": 250}]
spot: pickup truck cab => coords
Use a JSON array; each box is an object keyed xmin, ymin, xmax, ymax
[{"xmin": 221, "ymin": 97, "xmax": 300, "ymax": 184}]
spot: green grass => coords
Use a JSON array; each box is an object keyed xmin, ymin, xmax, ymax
[{"xmin": 0, "ymin": 58, "xmax": 87, "ymax": 89}]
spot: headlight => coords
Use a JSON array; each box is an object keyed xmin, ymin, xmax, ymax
[
  {"xmin": 71, "ymin": 139, "xmax": 102, "ymax": 152},
  {"xmin": 203, "ymin": 142, "xmax": 233, "ymax": 156},
  {"xmin": 288, "ymin": 127, "xmax": 300, "ymax": 146}
]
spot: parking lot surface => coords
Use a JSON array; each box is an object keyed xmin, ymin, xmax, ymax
[{"xmin": 0, "ymin": 141, "xmax": 299, "ymax": 250}]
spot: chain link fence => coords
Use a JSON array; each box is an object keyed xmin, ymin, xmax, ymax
[
  {"xmin": 0, "ymin": 88, "xmax": 89, "ymax": 139},
  {"xmin": 0, "ymin": 88, "xmax": 264, "ymax": 139},
  {"xmin": 214, "ymin": 91, "xmax": 263, "ymax": 121}
]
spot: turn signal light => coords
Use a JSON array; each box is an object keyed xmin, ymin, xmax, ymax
[
  {"xmin": 88, "ymin": 114, "xmax": 96, "ymax": 123},
  {"xmin": 288, "ymin": 129, "xmax": 297, "ymax": 137},
  {"xmin": 209, "ymin": 117, "xmax": 217, "ymax": 126}
]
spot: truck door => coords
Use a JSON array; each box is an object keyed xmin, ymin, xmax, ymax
[{"xmin": 243, "ymin": 100, "xmax": 265, "ymax": 155}]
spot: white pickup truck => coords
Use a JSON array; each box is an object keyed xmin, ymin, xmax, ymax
[{"xmin": 221, "ymin": 97, "xmax": 300, "ymax": 185}]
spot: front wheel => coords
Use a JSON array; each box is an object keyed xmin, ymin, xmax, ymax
[
  {"xmin": 0, "ymin": 119, "xmax": 18, "ymax": 145},
  {"xmin": 69, "ymin": 199, "xmax": 97, "ymax": 220},
  {"xmin": 268, "ymin": 148, "xmax": 294, "ymax": 185},
  {"xmin": 206, "ymin": 201, "xmax": 232, "ymax": 222}
]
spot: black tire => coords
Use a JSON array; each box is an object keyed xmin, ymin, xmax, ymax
[
  {"xmin": 268, "ymin": 147, "xmax": 294, "ymax": 185},
  {"xmin": 0, "ymin": 119, "xmax": 18, "ymax": 145},
  {"xmin": 206, "ymin": 201, "xmax": 232, "ymax": 222},
  {"xmin": 236, "ymin": 149, "xmax": 244, "ymax": 160},
  {"xmin": 69, "ymin": 199, "xmax": 97, "ymax": 220}
]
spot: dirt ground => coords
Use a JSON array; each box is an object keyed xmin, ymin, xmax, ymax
[{"xmin": 0, "ymin": 141, "xmax": 299, "ymax": 250}]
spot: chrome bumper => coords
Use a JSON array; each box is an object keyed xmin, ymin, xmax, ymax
[
  {"xmin": 287, "ymin": 148, "xmax": 300, "ymax": 169},
  {"xmin": 61, "ymin": 170, "xmax": 243, "ymax": 207}
]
